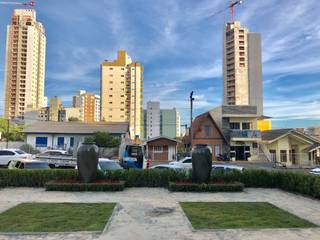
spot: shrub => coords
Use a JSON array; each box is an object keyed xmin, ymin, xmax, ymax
[
  {"xmin": 45, "ymin": 180, "xmax": 125, "ymax": 191},
  {"xmin": 168, "ymin": 181, "xmax": 244, "ymax": 192}
]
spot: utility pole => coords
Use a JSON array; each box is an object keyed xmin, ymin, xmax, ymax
[
  {"xmin": 190, "ymin": 91, "xmax": 195, "ymax": 150},
  {"xmin": 6, "ymin": 119, "xmax": 9, "ymax": 149}
]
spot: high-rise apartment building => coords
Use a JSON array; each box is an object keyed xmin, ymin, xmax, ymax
[
  {"xmin": 146, "ymin": 101, "xmax": 160, "ymax": 139},
  {"xmin": 3, "ymin": 9, "xmax": 46, "ymax": 119},
  {"xmin": 101, "ymin": 50, "xmax": 143, "ymax": 138},
  {"xmin": 73, "ymin": 90, "xmax": 100, "ymax": 123},
  {"xmin": 49, "ymin": 96, "xmax": 62, "ymax": 122},
  {"xmin": 223, "ymin": 21, "xmax": 263, "ymax": 115},
  {"xmin": 143, "ymin": 101, "xmax": 181, "ymax": 139}
]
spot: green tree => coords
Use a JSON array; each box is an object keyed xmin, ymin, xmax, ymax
[
  {"xmin": 84, "ymin": 132, "xmax": 120, "ymax": 148},
  {"xmin": 0, "ymin": 118, "xmax": 25, "ymax": 142}
]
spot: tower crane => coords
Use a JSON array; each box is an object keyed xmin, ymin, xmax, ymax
[
  {"xmin": 0, "ymin": 1, "xmax": 35, "ymax": 7},
  {"xmin": 208, "ymin": 0, "xmax": 244, "ymax": 22}
]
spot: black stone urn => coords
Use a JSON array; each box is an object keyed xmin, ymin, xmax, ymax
[
  {"xmin": 77, "ymin": 142, "xmax": 99, "ymax": 183},
  {"xmin": 192, "ymin": 145, "xmax": 212, "ymax": 183}
]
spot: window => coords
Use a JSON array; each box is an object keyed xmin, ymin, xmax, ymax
[
  {"xmin": 215, "ymin": 145, "xmax": 221, "ymax": 157},
  {"xmin": 242, "ymin": 122, "xmax": 251, "ymax": 130},
  {"xmin": 0, "ymin": 150, "xmax": 15, "ymax": 156},
  {"xmin": 204, "ymin": 125, "xmax": 212, "ymax": 136},
  {"xmin": 270, "ymin": 149, "xmax": 276, "ymax": 162},
  {"xmin": 57, "ymin": 137, "xmax": 64, "ymax": 147},
  {"xmin": 280, "ymin": 150, "xmax": 287, "ymax": 162},
  {"xmin": 35, "ymin": 137, "xmax": 48, "ymax": 147},
  {"xmin": 230, "ymin": 122, "xmax": 240, "ymax": 129},
  {"xmin": 70, "ymin": 137, "xmax": 74, "ymax": 147},
  {"xmin": 154, "ymin": 146, "xmax": 163, "ymax": 153}
]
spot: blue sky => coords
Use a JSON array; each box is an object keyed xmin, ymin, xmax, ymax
[{"xmin": 0, "ymin": 0, "xmax": 320, "ymax": 128}]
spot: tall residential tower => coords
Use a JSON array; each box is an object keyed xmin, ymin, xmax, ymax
[
  {"xmin": 3, "ymin": 9, "xmax": 46, "ymax": 119},
  {"xmin": 101, "ymin": 50, "xmax": 143, "ymax": 138},
  {"xmin": 223, "ymin": 21, "xmax": 263, "ymax": 115}
]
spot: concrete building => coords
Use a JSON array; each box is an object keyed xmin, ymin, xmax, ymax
[
  {"xmin": 72, "ymin": 90, "xmax": 100, "ymax": 123},
  {"xmin": 161, "ymin": 109, "xmax": 180, "ymax": 139},
  {"xmin": 23, "ymin": 121, "xmax": 129, "ymax": 151},
  {"xmin": 101, "ymin": 50, "xmax": 143, "ymax": 138},
  {"xmin": 223, "ymin": 21, "xmax": 263, "ymax": 115},
  {"xmin": 49, "ymin": 96, "xmax": 62, "ymax": 122},
  {"xmin": 59, "ymin": 107, "xmax": 83, "ymax": 122},
  {"xmin": 4, "ymin": 9, "xmax": 46, "ymax": 120},
  {"xmin": 146, "ymin": 101, "xmax": 160, "ymax": 139}
]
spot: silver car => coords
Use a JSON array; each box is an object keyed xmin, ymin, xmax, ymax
[{"xmin": 0, "ymin": 149, "xmax": 32, "ymax": 167}]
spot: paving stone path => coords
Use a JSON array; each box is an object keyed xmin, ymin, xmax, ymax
[{"xmin": 0, "ymin": 188, "xmax": 319, "ymax": 240}]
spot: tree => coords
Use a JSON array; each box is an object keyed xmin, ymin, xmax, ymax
[
  {"xmin": 84, "ymin": 132, "xmax": 120, "ymax": 148},
  {"xmin": 0, "ymin": 118, "xmax": 25, "ymax": 142}
]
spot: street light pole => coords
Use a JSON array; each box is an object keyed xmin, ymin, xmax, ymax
[{"xmin": 190, "ymin": 91, "xmax": 195, "ymax": 150}]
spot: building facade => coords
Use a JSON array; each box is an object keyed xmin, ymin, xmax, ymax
[
  {"xmin": 101, "ymin": 50, "xmax": 143, "ymax": 138},
  {"xmin": 223, "ymin": 21, "xmax": 263, "ymax": 115},
  {"xmin": 161, "ymin": 109, "xmax": 180, "ymax": 139},
  {"xmin": 49, "ymin": 96, "xmax": 62, "ymax": 122},
  {"xmin": 72, "ymin": 90, "xmax": 100, "ymax": 123},
  {"xmin": 146, "ymin": 101, "xmax": 160, "ymax": 139},
  {"xmin": 4, "ymin": 9, "xmax": 46, "ymax": 120},
  {"xmin": 59, "ymin": 107, "xmax": 83, "ymax": 122}
]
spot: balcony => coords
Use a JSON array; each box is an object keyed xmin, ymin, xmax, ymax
[{"xmin": 230, "ymin": 130, "xmax": 261, "ymax": 141}]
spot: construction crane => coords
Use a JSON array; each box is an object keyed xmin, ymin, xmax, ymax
[
  {"xmin": 0, "ymin": 0, "xmax": 35, "ymax": 7},
  {"xmin": 208, "ymin": 0, "xmax": 244, "ymax": 22}
]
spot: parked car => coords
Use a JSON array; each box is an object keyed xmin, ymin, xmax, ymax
[
  {"xmin": 169, "ymin": 157, "xmax": 192, "ymax": 169},
  {"xmin": 98, "ymin": 159, "xmax": 123, "ymax": 171},
  {"xmin": 150, "ymin": 164, "xmax": 184, "ymax": 171},
  {"xmin": 35, "ymin": 150, "xmax": 72, "ymax": 157},
  {"xmin": 310, "ymin": 168, "xmax": 320, "ymax": 175},
  {"xmin": 75, "ymin": 159, "xmax": 123, "ymax": 171},
  {"xmin": 0, "ymin": 149, "xmax": 32, "ymax": 167},
  {"xmin": 8, "ymin": 159, "xmax": 51, "ymax": 170},
  {"xmin": 212, "ymin": 164, "xmax": 245, "ymax": 172}
]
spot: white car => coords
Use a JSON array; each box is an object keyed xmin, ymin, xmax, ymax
[
  {"xmin": 8, "ymin": 159, "xmax": 50, "ymax": 170},
  {"xmin": 310, "ymin": 168, "xmax": 320, "ymax": 175},
  {"xmin": 36, "ymin": 150, "xmax": 71, "ymax": 157},
  {"xmin": 75, "ymin": 159, "xmax": 123, "ymax": 171},
  {"xmin": 150, "ymin": 164, "xmax": 183, "ymax": 171},
  {"xmin": 169, "ymin": 157, "xmax": 192, "ymax": 169},
  {"xmin": 0, "ymin": 149, "xmax": 32, "ymax": 167},
  {"xmin": 212, "ymin": 164, "xmax": 245, "ymax": 172}
]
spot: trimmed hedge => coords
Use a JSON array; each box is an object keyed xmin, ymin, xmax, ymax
[
  {"xmin": 0, "ymin": 168, "xmax": 319, "ymax": 199},
  {"xmin": 45, "ymin": 180, "xmax": 125, "ymax": 192},
  {"xmin": 0, "ymin": 169, "xmax": 104, "ymax": 187},
  {"xmin": 168, "ymin": 181, "xmax": 244, "ymax": 192}
]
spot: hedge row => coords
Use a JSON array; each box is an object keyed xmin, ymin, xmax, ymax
[
  {"xmin": 0, "ymin": 169, "xmax": 319, "ymax": 199},
  {"xmin": 0, "ymin": 169, "xmax": 104, "ymax": 187},
  {"xmin": 168, "ymin": 181, "xmax": 244, "ymax": 192},
  {"xmin": 45, "ymin": 180, "xmax": 125, "ymax": 192}
]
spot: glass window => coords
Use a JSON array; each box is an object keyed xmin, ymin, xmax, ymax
[
  {"xmin": 154, "ymin": 146, "xmax": 163, "ymax": 153},
  {"xmin": 15, "ymin": 150, "xmax": 26, "ymax": 155},
  {"xmin": 242, "ymin": 122, "xmax": 251, "ymax": 130},
  {"xmin": 35, "ymin": 137, "xmax": 48, "ymax": 147},
  {"xmin": 230, "ymin": 122, "xmax": 240, "ymax": 129},
  {"xmin": 204, "ymin": 125, "xmax": 212, "ymax": 136},
  {"xmin": 70, "ymin": 137, "xmax": 74, "ymax": 147},
  {"xmin": 280, "ymin": 150, "xmax": 287, "ymax": 162},
  {"xmin": 57, "ymin": 137, "xmax": 64, "ymax": 147},
  {"xmin": 215, "ymin": 145, "xmax": 221, "ymax": 157}
]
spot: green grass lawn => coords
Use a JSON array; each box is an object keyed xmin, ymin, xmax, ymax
[
  {"xmin": 180, "ymin": 202, "xmax": 317, "ymax": 229},
  {"xmin": 0, "ymin": 203, "xmax": 116, "ymax": 232}
]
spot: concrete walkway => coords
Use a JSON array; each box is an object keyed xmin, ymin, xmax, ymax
[{"xmin": 0, "ymin": 188, "xmax": 319, "ymax": 240}]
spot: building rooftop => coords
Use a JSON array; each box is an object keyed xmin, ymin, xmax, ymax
[
  {"xmin": 23, "ymin": 121, "xmax": 129, "ymax": 135},
  {"xmin": 261, "ymin": 129, "xmax": 292, "ymax": 141}
]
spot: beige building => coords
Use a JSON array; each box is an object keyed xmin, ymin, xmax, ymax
[
  {"xmin": 223, "ymin": 21, "xmax": 263, "ymax": 115},
  {"xmin": 73, "ymin": 90, "xmax": 100, "ymax": 123},
  {"xmin": 101, "ymin": 50, "xmax": 143, "ymax": 138},
  {"xmin": 49, "ymin": 96, "xmax": 62, "ymax": 122},
  {"xmin": 4, "ymin": 9, "xmax": 46, "ymax": 120},
  {"xmin": 59, "ymin": 107, "xmax": 83, "ymax": 122}
]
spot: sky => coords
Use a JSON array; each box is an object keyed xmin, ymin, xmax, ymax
[{"xmin": 0, "ymin": 0, "xmax": 320, "ymax": 128}]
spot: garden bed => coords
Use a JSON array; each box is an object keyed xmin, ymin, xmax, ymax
[
  {"xmin": 0, "ymin": 203, "xmax": 116, "ymax": 232},
  {"xmin": 180, "ymin": 202, "xmax": 317, "ymax": 229},
  {"xmin": 45, "ymin": 179, "xmax": 125, "ymax": 191},
  {"xmin": 168, "ymin": 181, "xmax": 244, "ymax": 192}
]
